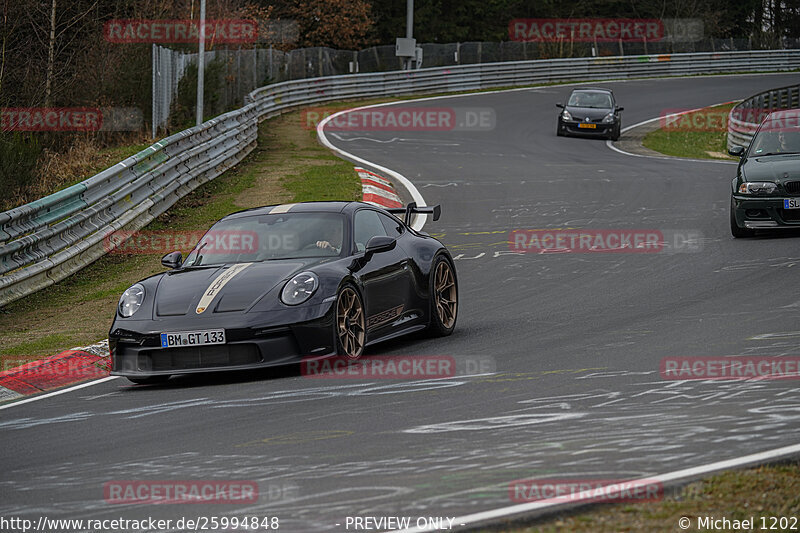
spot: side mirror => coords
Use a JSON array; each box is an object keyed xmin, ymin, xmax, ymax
[
  {"xmin": 556, "ymin": 103, "xmax": 565, "ymax": 109},
  {"xmin": 616, "ymin": 106, "xmax": 624, "ymax": 112},
  {"xmin": 365, "ymin": 236, "xmax": 396, "ymax": 256},
  {"xmin": 728, "ymin": 146, "xmax": 745, "ymax": 157},
  {"xmin": 161, "ymin": 251, "xmax": 182, "ymax": 269}
]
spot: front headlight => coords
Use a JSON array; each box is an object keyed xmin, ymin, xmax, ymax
[
  {"xmin": 602, "ymin": 112, "xmax": 615, "ymax": 123},
  {"xmin": 118, "ymin": 283, "xmax": 145, "ymax": 317},
  {"xmin": 561, "ymin": 110, "xmax": 573, "ymax": 121},
  {"xmin": 739, "ymin": 182, "xmax": 777, "ymax": 195},
  {"xmin": 281, "ymin": 272, "xmax": 319, "ymax": 306}
]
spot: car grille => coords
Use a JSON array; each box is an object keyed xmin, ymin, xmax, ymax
[
  {"xmin": 138, "ymin": 344, "xmax": 261, "ymax": 371},
  {"xmin": 785, "ymin": 181, "xmax": 800, "ymax": 195}
]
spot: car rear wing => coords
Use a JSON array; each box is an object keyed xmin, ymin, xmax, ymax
[{"xmin": 386, "ymin": 202, "xmax": 441, "ymax": 225}]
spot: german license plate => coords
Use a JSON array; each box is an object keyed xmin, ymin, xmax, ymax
[
  {"xmin": 785, "ymin": 198, "xmax": 800, "ymax": 209},
  {"xmin": 578, "ymin": 123, "xmax": 596, "ymax": 129},
  {"xmin": 160, "ymin": 329, "xmax": 225, "ymax": 348}
]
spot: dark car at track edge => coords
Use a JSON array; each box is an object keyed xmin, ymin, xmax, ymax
[
  {"xmin": 109, "ymin": 201, "xmax": 458, "ymax": 384},
  {"xmin": 556, "ymin": 87, "xmax": 623, "ymax": 141},
  {"xmin": 730, "ymin": 109, "xmax": 800, "ymax": 237}
]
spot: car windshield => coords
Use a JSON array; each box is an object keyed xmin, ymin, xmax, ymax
[
  {"xmin": 182, "ymin": 212, "xmax": 345, "ymax": 266},
  {"xmin": 568, "ymin": 91, "xmax": 612, "ymax": 108},
  {"xmin": 750, "ymin": 127, "xmax": 800, "ymax": 156}
]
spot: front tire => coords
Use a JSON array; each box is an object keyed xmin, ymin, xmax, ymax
[
  {"xmin": 335, "ymin": 284, "xmax": 365, "ymax": 359},
  {"xmin": 428, "ymin": 255, "xmax": 458, "ymax": 337},
  {"xmin": 730, "ymin": 197, "xmax": 754, "ymax": 238},
  {"xmin": 609, "ymin": 124, "xmax": 620, "ymax": 141}
]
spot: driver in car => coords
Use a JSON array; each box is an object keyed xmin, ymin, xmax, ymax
[
  {"xmin": 776, "ymin": 130, "xmax": 800, "ymax": 153},
  {"xmin": 316, "ymin": 223, "xmax": 343, "ymax": 254}
]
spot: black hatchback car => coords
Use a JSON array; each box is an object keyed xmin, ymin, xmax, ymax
[
  {"xmin": 729, "ymin": 109, "xmax": 800, "ymax": 237},
  {"xmin": 556, "ymin": 88, "xmax": 623, "ymax": 140}
]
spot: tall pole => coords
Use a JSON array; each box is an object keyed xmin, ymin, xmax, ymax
[
  {"xmin": 152, "ymin": 43, "xmax": 157, "ymax": 139},
  {"xmin": 196, "ymin": 0, "xmax": 206, "ymax": 126},
  {"xmin": 406, "ymin": 0, "xmax": 414, "ymax": 70}
]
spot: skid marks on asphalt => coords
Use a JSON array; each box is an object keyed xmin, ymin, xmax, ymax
[
  {"xmin": 7, "ymin": 370, "xmax": 798, "ymax": 527},
  {"xmin": 714, "ymin": 256, "xmax": 800, "ymax": 273},
  {"xmin": 237, "ymin": 430, "xmax": 354, "ymax": 447},
  {"xmin": 0, "ymin": 379, "xmax": 469, "ymax": 428}
]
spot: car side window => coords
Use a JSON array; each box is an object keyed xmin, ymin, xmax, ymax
[
  {"xmin": 379, "ymin": 213, "xmax": 404, "ymax": 238},
  {"xmin": 354, "ymin": 210, "xmax": 388, "ymax": 252}
]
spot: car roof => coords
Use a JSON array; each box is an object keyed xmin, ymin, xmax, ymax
[
  {"xmin": 570, "ymin": 87, "xmax": 614, "ymax": 94},
  {"xmin": 222, "ymin": 201, "xmax": 383, "ymax": 221}
]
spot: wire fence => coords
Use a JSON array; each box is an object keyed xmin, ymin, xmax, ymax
[{"xmin": 152, "ymin": 37, "xmax": 800, "ymax": 135}]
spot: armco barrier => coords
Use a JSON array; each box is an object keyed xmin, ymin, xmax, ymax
[
  {"xmin": 728, "ymin": 83, "xmax": 800, "ymax": 150},
  {"xmin": 2, "ymin": 50, "xmax": 800, "ymax": 307}
]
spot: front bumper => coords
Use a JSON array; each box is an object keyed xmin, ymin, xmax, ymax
[
  {"xmin": 110, "ymin": 301, "xmax": 336, "ymax": 377},
  {"xmin": 558, "ymin": 118, "xmax": 615, "ymax": 136},
  {"xmin": 732, "ymin": 195, "xmax": 800, "ymax": 230}
]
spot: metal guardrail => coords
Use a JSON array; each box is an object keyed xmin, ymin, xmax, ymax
[
  {"xmin": 728, "ymin": 83, "xmax": 800, "ymax": 150},
  {"xmin": 2, "ymin": 49, "xmax": 799, "ymax": 307}
]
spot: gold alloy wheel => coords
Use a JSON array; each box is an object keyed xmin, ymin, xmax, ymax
[
  {"xmin": 434, "ymin": 260, "xmax": 457, "ymax": 329},
  {"xmin": 337, "ymin": 287, "xmax": 365, "ymax": 359}
]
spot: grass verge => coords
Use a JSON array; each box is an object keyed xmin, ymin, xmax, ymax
[
  {"xmin": 642, "ymin": 103, "xmax": 737, "ymax": 160},
  {"xmin": 1, "ymin": 137, "xmax": 154, "ymax": 212},
  {"xmin": 0, "ymin": 103, "xmax": 373, "ymax": 366}
]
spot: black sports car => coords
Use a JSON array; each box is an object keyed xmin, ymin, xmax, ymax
[
  {"xmin": 110, "ymin": 201, "xmax": 458, "ymax": 384},
  {"xmin": 556, "ymin": 87, "xmax": 623, "ymax": 140},
  {"xmin": 730, "ymin": 109, "xmax": 800, "ymax": 237}
]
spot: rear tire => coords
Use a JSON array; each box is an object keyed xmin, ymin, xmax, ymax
[
  {"xmin": 127, "ymin": 375, "xmax": 170, "ymax": 385},
  {"xmin": 730, "ymin": 197, "xmax": 754, "ymax": 238},
  {"xmin": 427, "ymin": 255, "xmax": 458, "ymax": 337}
]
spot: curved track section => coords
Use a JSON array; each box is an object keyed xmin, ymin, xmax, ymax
[{"xmin": 2, "ymin": 74, "xmax": 800, "ymax": 531}]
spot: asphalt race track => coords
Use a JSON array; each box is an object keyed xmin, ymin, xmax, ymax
[{"xmin": 3, "ymin": 73, "xmax": 800, "ymax": 532}]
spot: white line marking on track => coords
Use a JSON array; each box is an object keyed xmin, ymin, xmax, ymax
[
  {"xmin": 319, "ymin": 74, "xmax": 788, "ymax": 230},
  {"xmin": 393, "ymin": 441, "xmax": 800, "ymax": 532},
  {"xmin": 318, "ymin": 107, "xmax": 429, "ymax": 231},
  {"xmin": 330, "ymin": 134, "xmax": 404, "ymax": 143},
  {"xmin": 605, "ymin": 102, "xmax": 741, "ymax": 164},
  {"xmin": 0, "ymin": 376, "xmax": 118, "ymax": 411}
]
